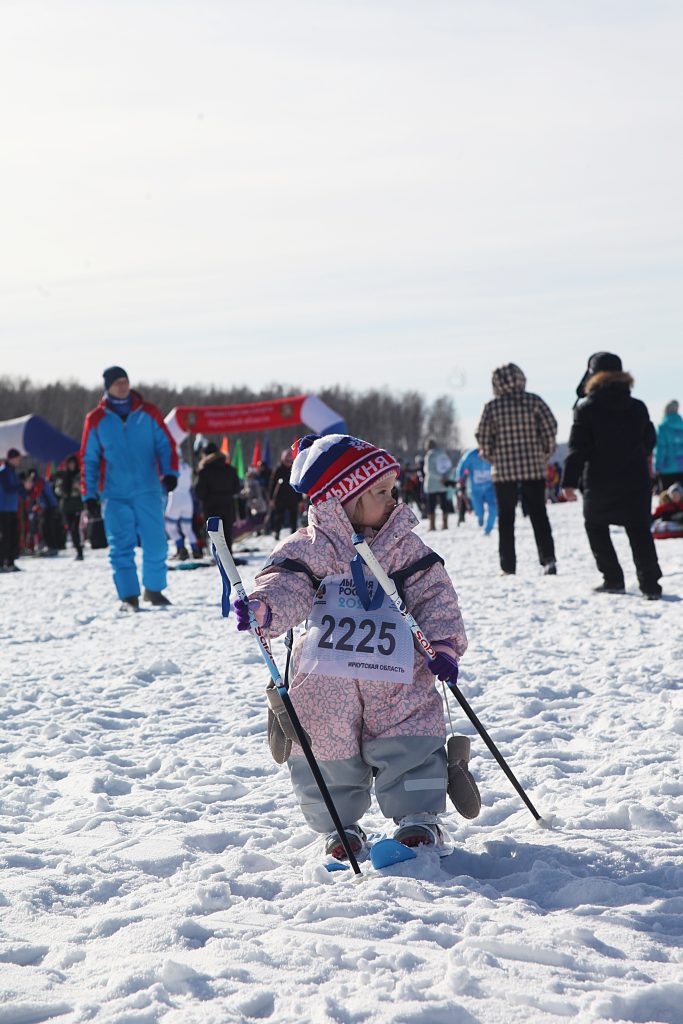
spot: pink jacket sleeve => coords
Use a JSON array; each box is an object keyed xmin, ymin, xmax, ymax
[
  {"xmin": 250, "ymin": 564, "xmax": 318, "ymax": 638},
  {"xmin": 404, "ymin": 561, "xmax": 468, "ymax": 658}
]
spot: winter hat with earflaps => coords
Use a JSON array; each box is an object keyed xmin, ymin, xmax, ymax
[
  {"xmin": 447, "ymin": 735, "xmax": 482, "ymax": 819},
  {"xmin": 290, "ymin": 434, "xmax": 400, "ymax": 507},
  {"xmin": 575, "ymin": 352, "xmax": 623, "ymax": 405}
]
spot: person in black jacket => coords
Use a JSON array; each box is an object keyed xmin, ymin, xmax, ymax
[
  {"xmin": 53, "ymin": 455, "xmax": 84, "ymax": 560},
  {"xmin": 268, "ymin": 448, "xmax": 301, "ymax": 539},
  {"xmin": 195, "ymin": 442, "xmax": 240, "ymax": 551},
  {"xmin": 561, "ymin": 352, "xmax": 662, "ymax": 599}
]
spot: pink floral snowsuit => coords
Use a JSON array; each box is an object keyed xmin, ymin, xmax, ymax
[{"xmin": 251, "ymin": 498, "xmax": 468, "ymax": 833}]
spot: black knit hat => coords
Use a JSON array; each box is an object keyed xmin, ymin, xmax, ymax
[
  {"xmin": 575, "ymin": 352, "xmax": 623, "ymax": 402},
  {"xmin": 103, "ymin": 366, "xmax": 129, "ymax": 390},
  {"xmin": 6, "ymin": 448, "xmax": 21, "ymax": 460}
]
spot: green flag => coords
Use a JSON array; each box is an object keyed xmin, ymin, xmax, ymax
[{"xmin": 232, "ymin": 438, "xmax": 245, "ymax": 480}]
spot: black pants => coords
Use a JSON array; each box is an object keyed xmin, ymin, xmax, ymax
[
  {"xmin": 0, "ymin": 510, "xmax": 19, "ymax": 567},
  {"xmin": 494, "ymin": 479, "xmax": 555, "ymax": 573},
  {"xmin": 584, "ymin": 518, "xmax": 662, "ymax": 594},
  {"xmin": 65, "ymin": 511, "xmax": 83, "ymax": 555},
  {"xmin": 427, "ymin": 492, "xmax": 448, "ymax": 515},
  {"xmin": 272, "ymin": 502, "xmax": 299, "ymax": 538},
  {"xmin": 658, "ymin": 472, "xmax": 683, "ymax": 491}
]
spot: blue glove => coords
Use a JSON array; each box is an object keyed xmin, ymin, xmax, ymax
[{"xmin": 427, "ymin": 650, "xmax": 459, "ymax": 685}]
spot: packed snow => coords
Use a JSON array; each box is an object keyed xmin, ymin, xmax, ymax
[{"xmin": 1, "ymin": 503, "xmax": 682, "ymax": 1024}]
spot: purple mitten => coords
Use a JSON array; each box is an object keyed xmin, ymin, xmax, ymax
[
  {"xmin": 233, "ymin": 597, "xmax": 271, "ymax": 632},
  {"xmin": 427, "ymin": 650, "xmax": 459, "ymax": 685}
]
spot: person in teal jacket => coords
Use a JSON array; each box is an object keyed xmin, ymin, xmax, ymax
[
  {"xmin": 80, "ymin": 366, "xmax": 179, "ymax": 610},
  {"xmin": 455, "ymin": 448, "xmax": 497, "ymax": 535},
  {"xmin": 655, "ymin": 400, "xmax": 683, "ymax": 489}
]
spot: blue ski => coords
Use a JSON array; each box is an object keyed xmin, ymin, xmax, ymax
[{"xmin": 324, "ymin": 837, "xmax": 417, "ymax": 873}]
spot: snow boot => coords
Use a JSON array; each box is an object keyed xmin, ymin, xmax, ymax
[
  {"xmin": 173, "ymin": 546, "xmax": 190, "ymax": 561},
  {"xmin": 428, "ymin": 513, "xmax": 436, "ymax": 531},
  {"xmin": 120, "ymin": 596, "xmax": 139, "ymax": 612},
  {"xmin": 594, "ymin": 581, "xmax": 625, "ymax": 594},
  {"xmin": 442, "ymin": 513, "xmax": 449, "ymax": 530},
  {"xmin": 143, "ymin": 588, "xmax": 172, "ymax": 607},
  {"xmin": 447, "ymin": 735, "xmax": 481, "ymax": 819},
  {"xmin": 393, "ymin": 813, "xmax": 444, "ymax": 849},
  {"xmin": 324, "ymin": 824, "xmax": 367, "ymax": 862},
  {"xmin": 543, "ymin": 561, "xmax": 557, "ymax": 575}
]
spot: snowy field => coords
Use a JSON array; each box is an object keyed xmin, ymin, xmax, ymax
[{"xmin": 1, "ymin": 502, "xmax": 682, "ymax": 1024}]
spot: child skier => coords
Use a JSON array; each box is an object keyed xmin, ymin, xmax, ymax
[{"xmin": 234, "ymin": 434, "xmax": 471, "ymax": 861}]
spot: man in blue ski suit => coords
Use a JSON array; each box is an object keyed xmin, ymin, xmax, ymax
[
  {"xmin": 455, "ymin": 448, "xmax": 497, "ymax": 535},
  {"xmin": 80, "ymin": 366, "xmax": 179, "ymax": 610}
]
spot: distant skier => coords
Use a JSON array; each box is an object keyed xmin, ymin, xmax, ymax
[
  {"xmin": 233, "ymin": 433, "xmax": 477, "ymax": 863},
  {"xmin": 81, "ymin": 366, "xmax": 178, "ymax": 610},
  {"xmin": 455, "ymin": 448, "xmax": 497, "ymax": 535}
]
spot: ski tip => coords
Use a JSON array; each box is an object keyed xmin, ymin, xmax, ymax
[
  {"xmin": 206, "ymin": 516, "xmax": 220, "ymax": 533},
  {"xmin": 370, "ymin": 838, "xmax": 417, "ymax": 870}
]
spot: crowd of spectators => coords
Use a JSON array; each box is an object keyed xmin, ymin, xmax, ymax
[{"xmin": 1, "ymin": 358, "xmax": 680, "ymax": 601}]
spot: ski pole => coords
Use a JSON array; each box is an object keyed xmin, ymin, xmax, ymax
[
  {"xmin": 351, "ymin": 532, "xmax": 543, "ymax": 822},
  {"xmin": 206, "ymin": 517, "xmax": 363, "ymax": 874}
]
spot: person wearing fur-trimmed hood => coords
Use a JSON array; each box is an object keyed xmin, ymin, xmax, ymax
[{"xmin": 562, "ymin": 353, "xmax": 662, "ymax": 599}]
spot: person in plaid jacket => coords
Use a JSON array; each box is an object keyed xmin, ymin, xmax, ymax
[{"xmin": 476, "ymin": 363, "xmax": 557, "ymax": 576}]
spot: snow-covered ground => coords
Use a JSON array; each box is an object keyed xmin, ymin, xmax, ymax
[{"xmin": 1, "ymin": 502, "xmax": 682, "ymax": 1024}]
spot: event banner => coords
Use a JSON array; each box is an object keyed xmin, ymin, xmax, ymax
[
  {"xmin": 165, "ymin": 394, "xmax": 345, "ymax": 443},
  {"xmin": 174, "ymin": 396, "xmax": 307, "ymax": 435}
]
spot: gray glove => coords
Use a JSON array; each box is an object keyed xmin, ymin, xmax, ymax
[
  {"xmin": 447, "ymin": 735, "xmax": 482, "ymax": 819},
  {"xmin": 265, "ymin": 682, "xmax": 310, "ymax": 764}
]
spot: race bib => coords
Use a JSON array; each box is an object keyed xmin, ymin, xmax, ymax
[{"xmin": 299, "ymin": 573, "xmax": 415, "ymax": 684}]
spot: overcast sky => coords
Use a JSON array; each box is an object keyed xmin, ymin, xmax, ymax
[{"xmin": 2, "ymin": 0, "xmax": 682, "ymax": 444}]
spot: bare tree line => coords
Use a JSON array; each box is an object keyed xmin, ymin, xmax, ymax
[{"xmin": 0, "ymin": 377, "xmax": 460, "ymax": 464}]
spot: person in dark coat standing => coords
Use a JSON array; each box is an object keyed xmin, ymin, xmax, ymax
[
  {"xmin": 0, "ymin": 448, "xmax": 22, "ymax": 571},
  {"xmin": 561, "ymin": 352, "xmax": 662, "ymax": 599},
  {"xmin": 476, "ymin": 363, "xmax": 558, "ymax": 576},
  {"xmin": 268, "ymin": 448, "xmax": 301, "ymax": 539},
  {"xmin": 53, "ymin": 454, "xmax": 84, "ymax": 560},
  {"xmin": 195, "ymin": 442, "xmax": 240, "ymax": 551}
]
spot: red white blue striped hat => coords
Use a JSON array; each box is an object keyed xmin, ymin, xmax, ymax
[{"xmin": 290, "ymin": 434, "xmax": 400, "ymax": 506}]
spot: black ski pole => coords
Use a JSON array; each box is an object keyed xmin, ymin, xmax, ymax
[
  {"xmin": 207, "ymin": 517, "xmax": 362, "ymax": 874},
  {"xmin": 352, "ymin": 532, "xmax": 543, "ymax": 822}
]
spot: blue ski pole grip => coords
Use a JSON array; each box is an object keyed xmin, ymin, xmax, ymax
[
  {"xmin": 212, "ymin": 543, "xmax": 232, "ymax": 617},
  {"xmin": 207, "ymin": 517, "xmax": 232, "ymax": 617}
]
